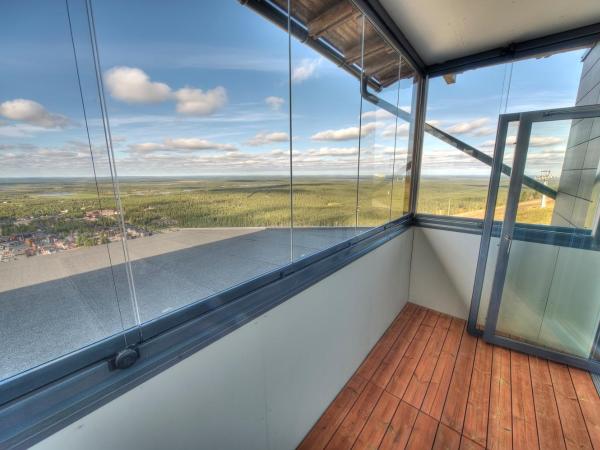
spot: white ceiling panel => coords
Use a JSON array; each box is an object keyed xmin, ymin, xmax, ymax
[{"xmin": 378, "ymin": 0, "xmax": 600, "ymax": 66}]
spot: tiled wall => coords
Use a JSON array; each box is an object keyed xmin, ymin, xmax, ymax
[{"xmin": 552, "ymin": 43, "xmax": 600, "ymax": 229}]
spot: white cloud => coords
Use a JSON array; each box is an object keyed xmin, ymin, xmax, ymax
[
  {"xmin": 110, "ymin": 149, "xmax": 292, "ymax": 175},
  {"xmin": 104, "ymin": 67, "xmax": 172, "ymax": 104},
  {"xmin": 526, "ymin": 148, "xmax": 566, "ymax": 162},
  {"xmin": 0, "ymin": 142, "xmax": 100, "ymax": 177},
  {"xmin": 104, "ymin": 66, "xmax": 227, "ymax": 116},
  {"xmin": 0, "ymin": 123, "xmax": 60, "ymax": 138},
  {"xmin": 0, "ymin": 99, "xmax": 69, "ymax": 128},
  {"xmin": 129, "ymin": 137, "xmax": 237, "ymax": 154},
  {"xmin": 174, "ymin": 86, "xmax": 227, "ymax": 116},
  {"xmin": 305, "ymin": 147, "xmax": 358, "ymax": 157},
  {"xmin": 311, "ymin": 121, "xmax": 411, "ymax": 142},
  {"xmin": 508, "ymin": 135, "xmax": 564, "ymax": 147},
  {"xmin": 265, "ymin": 96, "xmax": 285, "ymax": 111},
  {"xmin": 165, "ymin": 138, "xmax": 236, "ymax": 151},
  {"xmin": 421, "ymin": 148, "xmax": 491, "ymax": 171},
  {"xmin": 361, "ymin": 110, "xmax": 394, "ymax": 121},
  {"xmin": 311, "ymin": 123, "xmax": 377, "ymax": 141},
  {"xmin": 292, "ymin": 58, "xmax": 321, "ymax": 83},
  {"xmin": 482, "ymin": 135, "xmax": 565, "ymax": 149},
  {"xmin": 361, "ymin": 106, "xmax": 413, "ymax": 122},
  {"xmin": 382, "ymin": 123, "xmax": 411, "ymax": 138},
  {"xmin": 246, "ymin": 131, "xmax": 289, "ymax": 146},
  {"xmin": 128, "ymin": 142, "xmax": 167, "ymax": 153},
  {"xmin": 444, "ymin": 117, "xmax": 495, "ymax": 137}
]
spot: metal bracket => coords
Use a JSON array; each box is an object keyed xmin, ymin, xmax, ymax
[{"xmin": 109, "ymin": 347, "xmax": 139, "ymax": 371}]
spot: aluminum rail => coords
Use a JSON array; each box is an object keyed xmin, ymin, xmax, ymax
[{"xmin": 360, "ymin": 79, "xmax": 558, "ymax": 199}]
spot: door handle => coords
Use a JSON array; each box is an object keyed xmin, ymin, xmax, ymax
[{"xmin": 503, "ymin": 234, "xmax": 513, "ymax": 253}]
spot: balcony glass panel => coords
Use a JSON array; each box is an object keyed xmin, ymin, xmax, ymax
[
  {"xmin": 0, "ymin": 0, "xmax": 134, "ymax": 381},
  {"xmin": 92, "ymin": 0, "xmax": 293, "ymax": 322},
  {"xmin": 289, "ymin": 0, "xmax": 363, "ymax": 260}
]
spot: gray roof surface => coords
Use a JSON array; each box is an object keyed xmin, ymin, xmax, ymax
[{"xmin": 0, "ymin": 227, "xmax": 363, "ymax": 380}]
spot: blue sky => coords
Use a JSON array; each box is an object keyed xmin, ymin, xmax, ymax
[
  {"xmin": 0, "ymin": 0, "xmax": 589, "ymax": 178},
  {"xmin": 423, "ymin": 49, "xmax": 586, "ymax": 176}
]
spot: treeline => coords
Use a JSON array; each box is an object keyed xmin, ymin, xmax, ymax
[{"xmin": 1, "ymin": 177, "xmax": 408, "ymax": 238}]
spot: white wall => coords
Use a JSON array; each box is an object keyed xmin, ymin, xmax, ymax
[
  {"xmin": 409, "ymin": 227, "xmax": 481, "ymax": 319},
  {"xmin": 34, "ymin": 229, "xmax": 413, "ymax": 450}
]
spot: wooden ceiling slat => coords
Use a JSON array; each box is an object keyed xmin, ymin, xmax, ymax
[
  {"xmin": 265, "ymin": 0, "xmax": 416, "ymax": 88},
  {"xmin": 307, "ymin": 1, "xmax": 355, "ymax": 37},
  {"xmin": 365, "ymin": 51, "xmax": 398, "ymax": 75},
  {"xmin": 346, "ymin": 39, "xmax": 388, "ymax": 64}
]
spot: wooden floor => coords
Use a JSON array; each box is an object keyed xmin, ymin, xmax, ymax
[{"xmin": 299, "ymin": 303, "xmax": 600, "ymax": 450}]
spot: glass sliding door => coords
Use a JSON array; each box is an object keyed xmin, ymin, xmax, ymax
[
  {"xmin": 482, "ymin": 105, "xmax": 600, "ymax": 372},
  {"xmin": 468, "ymin": 114, "xmax": 519, "ymax": 332}
]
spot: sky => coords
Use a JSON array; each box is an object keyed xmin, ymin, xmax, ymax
[{"xmin": 0, "ymin": 0, "xmax": 589, "ymax": 178}]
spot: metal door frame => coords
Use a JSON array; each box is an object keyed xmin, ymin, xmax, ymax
[{"xmin": 477, "ymin": 104, "xmax": 600, "ymax": 373}]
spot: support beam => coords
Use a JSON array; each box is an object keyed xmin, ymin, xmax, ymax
[
  {"xmin": 360, "ymin": 78, "xmax": 557, "ymax": 199},
  {"xmin": 307, "ymin": 1, "xmax": 354, "ymax": 37}
]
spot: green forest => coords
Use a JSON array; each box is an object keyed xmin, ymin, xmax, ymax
[{"xmin": 0, "ymin": 175, "xmax": 551, "ymax": 241}]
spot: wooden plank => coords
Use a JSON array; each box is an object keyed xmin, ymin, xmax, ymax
[
  {"xmin": 548, "ymin": 362, "xmax": 593, "ymax": 450},
  {"xmin": 460, "ymin": 436, "xmax": 485, "ymax": 450},
  {"xmin": 422, "ymin": 308, "xmax": 440, "ymax": 327},
  {"xmin": 487, "ymin": 346, "xmax": 512, "ymax": 450},
  {"xmin": 405, "ymin": 411, "xmax": 439, "ymax": 450},
  {"xmin": 347, "ymin": 373, "xmax": 369, "ymax": 395},
  {"xmin": 463, "ymin": 339, "xmax": 493, "ymax": 447},
  {"xmin": 569, "ymin": 367, "xmax": 600, "ymax": 449},
  {"xmin": 510, "ymin": 351, "xmax": 539, "ymax": 450},
  {"xmin": 307, "ymin": 1, "xmax": 354, "ymax": 37},
  {"xmin": 352, "ymin": 391, "xmax": 399, "ymax": 450},
  {"xmin": 371, "ymin": 307, "xmax": 428, "ymax": 388},
  {"xmin": 345, "ymin": 38, "xmax": 387, "ymax": 64},
  {"xmin": 404, "ymin": 314, "xmax": 452, "ymax": 409},
  {"xmin": 365, "ymin": 55, "xmax": 398, "ymax": 77},
  {"xmin": 379, "ymin": 401, "xmax": 419, "ymax": 450},
  {"xmin": 440, "ymin": 331, "xmax": 477, "ymax": 433},
  {"xmin": 325, "ymin": 382, "xmax": 383, "ymax": 450},
  {"xmin": 422, "ymin": 318, "xmax": 466, "ymax": 420},
  {"xmin": 385, "ymin": 310, "xmax": 440, "ymax": 398},
  {"xmin": 432, "ymin": 423, "xmax": 461, "ymax": 450},
  {"xmin": 529, "ymin": 357, "xmax": 566, "ymax": 450},
  {"xmin": 355, "ymin": 303, "xmax": 416, "ymax": 380},
  {"xmin": 298, "ymin": 374, "xmax": 368, "ymax": 450}
]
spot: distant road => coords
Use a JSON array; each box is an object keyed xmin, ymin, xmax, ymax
[{"xmin": 0, "ymin": 227, "xmax": 361, "ymax": 380}]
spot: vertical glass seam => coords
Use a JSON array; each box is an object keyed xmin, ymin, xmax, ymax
[
  {"xmin": 287, "ymin": 0, "xmax": 294, "ymax": 262},
  {"xmin": 388, "ymin": 56, "xmax": 402, "ymax": 222},
  {"xmin": 85, "ymin": 0, "xmax": 142, "ymax": 334},
  {"xmin": 64, "ymin": 0, "xmax": 129, "ymax": 342},
  {"xmin": 355, "ymin": 14, "xmax": 366, "ymax": 229}
]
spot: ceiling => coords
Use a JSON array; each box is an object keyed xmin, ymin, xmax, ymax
[{"xmin": 377, "ymin": 0, "xmax": 600, "ymax": 66}]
